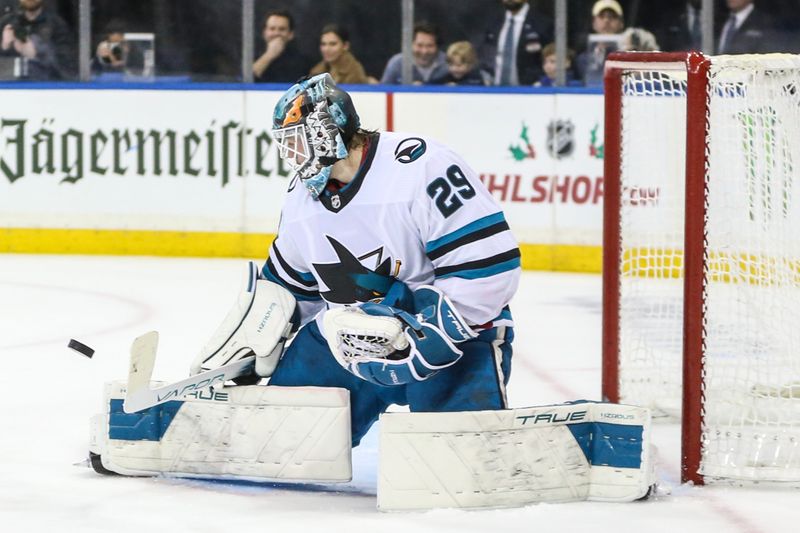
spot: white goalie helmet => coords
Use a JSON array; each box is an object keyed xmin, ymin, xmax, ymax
[{"xmin": 272, "ymin": 74, "xmax": 361, "ymax": 198}]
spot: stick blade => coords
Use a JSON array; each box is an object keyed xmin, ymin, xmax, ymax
[{"xmin": 123, "ymin": 331, "xmax": 159, "ymax": 413}]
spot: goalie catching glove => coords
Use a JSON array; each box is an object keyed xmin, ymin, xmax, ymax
[
  {"xmin": 190, "ymin": 261, "xmax": 298, "ymax": 380},
  {"xmin": 323, "ymin": 285, "xmax": 477, "ymax": 386}
]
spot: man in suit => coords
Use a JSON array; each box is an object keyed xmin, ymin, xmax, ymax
[
  {"xmin": 717, "ymin": 0, "xmax": 777, "ymax": 54},
  {"xmin": 656, "ymin": 1, "xmax": 725, "ymax": 52},
  {"xmin": 479, "ymin": 0, "xmax": 553, "ymax": 86}
]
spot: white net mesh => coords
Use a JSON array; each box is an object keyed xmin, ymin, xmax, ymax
[
  {"xmin": 615, "ymin": 54, "xmax": 800, "ymax": 483},
  {"xmin": 618, "ymin": 65, "xmax": 688, "ymax": 419},
  {"xmin": 702, "ymin": 55, "xmax": 800, "ymax": 482}
]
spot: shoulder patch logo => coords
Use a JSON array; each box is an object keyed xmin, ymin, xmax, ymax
[{"xmin": 394, "ymin": 137, "xmax": 427, "ymax": 164}]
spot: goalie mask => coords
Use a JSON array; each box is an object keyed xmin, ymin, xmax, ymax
[{"xmin": 272, "ymin": 74, "xmax": 361, "ymax": 198}]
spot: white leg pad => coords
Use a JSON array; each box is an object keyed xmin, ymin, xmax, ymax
[
  {"xmin": 377, "ymin": 402, "xmax": 655, "ymax": 510},
  {"xmin": 90, "ymin": 381, "xmax": 352, "ymax": 483}
]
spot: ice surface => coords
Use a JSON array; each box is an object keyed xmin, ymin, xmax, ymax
[{"xmin": 0, "ymin": 255, "xmax": 796, "ymax": 533}]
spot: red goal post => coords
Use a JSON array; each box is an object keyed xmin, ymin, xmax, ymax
[{"xmin": 602, "ymin": 51, "xmax": 800, "ymax": 486}]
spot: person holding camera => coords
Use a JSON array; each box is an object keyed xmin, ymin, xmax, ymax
[
  {"xmin": 91, "ymin": 21, "xmax": 126, "ymax": 74},
  {"xmin": 0, "ymin": 0, "xmax": 74, "ymax": 80},
  {"xmin": 574, "ymin": 1, "xmax": 659, "ymax": 86}
]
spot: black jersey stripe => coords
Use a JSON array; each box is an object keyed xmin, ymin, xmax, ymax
[
  {"xmin": 271, "ymin": 243, "xmax": 317, "ymax": 288},
  {"xmin": 263, "ymin": 258, "xmax": 321, "ymax": 300},
  {"xmin": 433, "ymin": 248, "xmax": 521, "ymax": 279},
  {"xmin": 426, "ymin": 220, "xmax": 511, "ymax": 261}
]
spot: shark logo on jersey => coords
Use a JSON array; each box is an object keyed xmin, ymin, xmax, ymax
[
  {"xmin": 394, "ymin": 137, "xmax": 427, "ymax": 164},
  {"xmin": 312, "ymin": 236, "xmax": 396, "ymax": 304}
]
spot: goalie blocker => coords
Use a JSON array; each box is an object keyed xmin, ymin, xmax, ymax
[{"xmin": 90, "ymin": 384, "xmax": 654, "ymax": 508}]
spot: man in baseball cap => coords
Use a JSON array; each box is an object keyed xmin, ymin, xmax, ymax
[
  {"xmin": 592, "ymin": 0, "xmax": 624, "ymax": 34},
  {"xmin": 577, "ymin": 0, "xmax": 625, "ymax": 85},
  {"xmin": 592, "ymin": 0, "xmax": 623, "ymax": 17}
]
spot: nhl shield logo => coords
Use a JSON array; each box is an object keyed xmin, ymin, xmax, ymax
[{"xmin": 547, "ymin": 120, "xmax": 575, "ymax": 159}]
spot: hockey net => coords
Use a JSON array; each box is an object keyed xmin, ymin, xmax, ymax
[{"xmin": 603, "ymin": 52, "xmax": 800, "ymax": 485}]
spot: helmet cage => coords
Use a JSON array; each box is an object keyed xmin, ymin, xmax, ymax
[{"xmin": 272, "ymin": 123, "xmax": 312, "ymax": 174}]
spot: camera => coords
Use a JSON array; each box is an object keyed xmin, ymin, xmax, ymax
[
  {"xmin": 11, "ymin": 15, "xmax": 30, "ymax": 42},
  {"xmin": 101, "ymin": 40, "xmax": 124, "ymax": 64}
]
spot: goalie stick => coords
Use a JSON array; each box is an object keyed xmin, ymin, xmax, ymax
[{"xmin": 123, "ymin": 331, "xmax": 255, "ymax": 413}]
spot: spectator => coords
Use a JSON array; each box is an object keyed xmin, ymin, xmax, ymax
[
  {"xmin": 717, "ymin": 0, "xmax": 776, "ymax": 54},
  {"xmin": 309, "ymin": 24, "xmax": 372, "ymax": 84},
  {"xmin": 91, "ymin": 20, "xmax": 126, "ymax": 75},
  {"xmin": 0, "ymin": 0, "xmax": 74, "ymax": 80},
  {"xmin": 253, "ymin": 10, "xmax": 312, "ymax": 83},
  {"xmin": 431, "ymin": 41, "xmax": 489, "ymax": 86},
  {"xmin": 590, "ymin": 0, "xmax": 625, "ymax": 35},
  {"xmin": 575, "ymin": 1, "xmax": 659, "ymax": 86},
  {"xmin": 657, "ymin": 1, "xmax": 719, "ymax": 52},
  {"xmin": 620, "ymin": 27, "xmax": 660, "ymax": 52},
  {"xmin": 479, "ymin": 0, "xmax": 553, "ymax": 86},
  {"xmin": 380, "ymin": 21, "xmax": 449, "ymax": 85},
  {"xmin": 534, "ymin": 43, "xmax": 580, "ymax": 87}
]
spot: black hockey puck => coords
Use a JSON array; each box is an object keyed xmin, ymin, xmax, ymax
[{"xmin": 68, "ymin": 338, "xmax": 95, "ymax": 358}]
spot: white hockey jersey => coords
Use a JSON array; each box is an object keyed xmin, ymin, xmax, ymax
[{"xmin": 262, "ymin": 131, "xmax": 520, "ymax": 329}]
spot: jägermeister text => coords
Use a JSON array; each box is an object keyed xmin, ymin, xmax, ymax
[{"xmin": 0, "ymin": 118, "xmax": 291, "ymax": 185}]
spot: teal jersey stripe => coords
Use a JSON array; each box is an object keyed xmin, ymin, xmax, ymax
[
  {"xmin": 270, "ymin": 246, "xmax": 317, "ymax": 286},
  {"xmin": 425, "ymin": 212, "xmax": 507, "ymax": 255},
  {"xmin": 296, "ymin": 269, "xmax": 316, "ymax": 283},
  {"xmin": 262, "ymin": 262, "xmax": 321, "ymax": 301},
  {"xmin": 436, "ymin": 256, "xmax": 521, "ymax": 280}
]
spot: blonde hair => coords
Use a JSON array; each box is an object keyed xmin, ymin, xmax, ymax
[
  {"xmin": 446, "ymin": 41, "xmax": 477, "ymax": 68},
  {"xmin": 541, "ymin": 43, "xmax": 574, "ymax": 62}
]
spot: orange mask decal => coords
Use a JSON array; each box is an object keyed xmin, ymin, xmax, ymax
[{"xmin": 282, "ymin": 95, "xmax": 306, "ymax": 127}]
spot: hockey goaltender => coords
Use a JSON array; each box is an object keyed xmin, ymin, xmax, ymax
[{"xmin": 88, "ymin": 74, "xmax": 655, "ymax": 510}]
